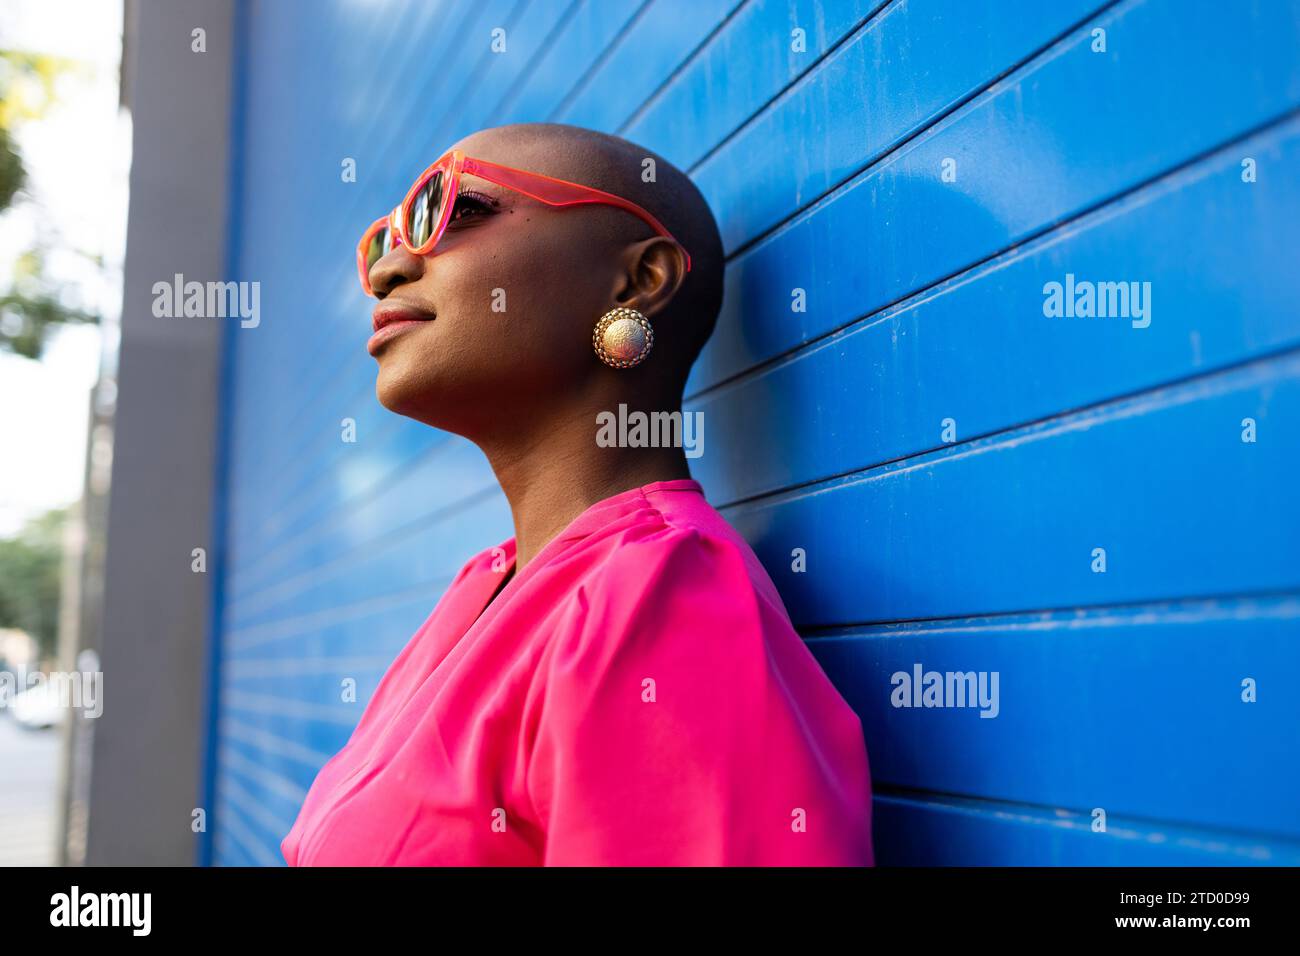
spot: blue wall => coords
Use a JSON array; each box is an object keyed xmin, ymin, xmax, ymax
[{"xmin": 207, "ymin": 0, "xmax": 1300, "ymax": 865}]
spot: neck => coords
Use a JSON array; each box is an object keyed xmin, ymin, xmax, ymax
[{"xmin": 476, "ymin": 397, "xmax": 692, "ymax": 572}]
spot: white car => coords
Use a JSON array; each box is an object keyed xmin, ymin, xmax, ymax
[{"xmin": 9, "ymin": 682, "xmax": 66, "ymax": 729}]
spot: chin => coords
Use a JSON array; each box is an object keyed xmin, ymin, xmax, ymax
[
  {"xmin": 372, "ymin": 367, "xmax": 453, "ymax": 431},
  {"xmin": 374, "ymin": 363, "xmax": 426, "ymax": 417}
]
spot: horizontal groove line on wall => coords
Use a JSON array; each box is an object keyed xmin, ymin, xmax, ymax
[
  {"xmin": 226, "ymin": 389, "xmax": 409, "ymax": 567},
  {"xmin": 218, "ymin": 716, "xmax": 333, "ymax": 769},
  {"xmin": 543, "ymin": 0, "xmax": 655, "ymax": 121},
  {"xmin": 686, "ymin": 105, "xmax": 1300, "ymax": 412},
  {"xmin": 687, "ymin": 2, "xmax": 1300, "ymax": 397},
  {"xmin": 222, "ymin": 655, "xmax": 399, "ymax": 679},
  {"xmin": 212, "ymin": 792, "xmax": 283, "ymax": 867},
  {"xmin": 690, "ymin": 122, "xmax": 1300, "ymax": 507},
  {"xmin": 224, "ymin": 579, "xmax": 448, "ymax": 651},
  {"xmin": 873, "ymin": 789, "xmax": 1300, "ymax": 860},
  {"xmin": 815, "ymin": 604, "xmax": 1299, "ymax": 837},
  {"xmin": 704, "ymin": 0, "xmax": 1121, "ymax": 260},
  {"xmin": 629, "ymin": 0, "xmax": 897, "ymax": 165},
  {"xmin": 613, "ymin": 0, "xmax": 765, "ymax": 135},
  {"xmin": 226, "ymin": 431, "xmax": 463, "ymax": 601},
  {"xmin": 801, "ymin": 591, "xmax": 1300, "ymax": 639},
  {"xmin": 226, "ymin": 481, "xmax": 500, "ymax": 625},
  {"xmin": 719, "ymin": 344, "xmax": 1300, "ymax": 514},
  {"xmin": 217, "ymin": 743, "xmax": 309, "ymax": 806},
  {"xmin": 220, "ymin": 690, "xmax": 371, "ymax": 727}
]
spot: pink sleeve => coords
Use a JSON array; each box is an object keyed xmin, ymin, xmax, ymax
[{"xmin": 525, "ymin": 528, "xmax": 874, "ymax": 866}]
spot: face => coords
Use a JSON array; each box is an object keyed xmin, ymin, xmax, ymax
[{"xmin": 364, "ymin": 131, "xmax": 627, "ymax": 437}]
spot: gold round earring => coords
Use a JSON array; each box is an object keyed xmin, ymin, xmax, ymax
[{"xmin": 592, "ymin": 307, "xmax": 654, "ymax": 368}]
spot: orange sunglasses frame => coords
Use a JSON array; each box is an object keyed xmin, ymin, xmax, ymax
[{"xmin": 356, "ymin": 148, "xmax": 692, "ymax": 297}]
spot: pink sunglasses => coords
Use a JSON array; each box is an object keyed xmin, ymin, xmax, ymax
[{"xmin": 357, "ymin": 147, "xmax": 692, "ymax": 297}]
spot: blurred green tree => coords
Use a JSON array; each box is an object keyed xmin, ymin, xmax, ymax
[
  {"xmin": 0, "ymin": 508, "xmax": 66, "ymax": 663},
  {"xmin": 0, "ymin": 49, "xmax": 100, "ymax": 359}
]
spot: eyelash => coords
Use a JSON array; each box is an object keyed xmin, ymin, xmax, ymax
[{"xmin": 451, "ymin": 189, "xmax": 497, "ymax": 221}]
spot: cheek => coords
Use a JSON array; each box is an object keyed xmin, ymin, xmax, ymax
[
  {"xmin": 475, "ymin": 213, "xmax": 613, "ymax": 307},
  {"xmin": 437, "ymin": 241, "xmax": 601, "ymax": 359},
  {"xmin": 374, "ymin": 219, "xmax": 618, "ymax": 416}
]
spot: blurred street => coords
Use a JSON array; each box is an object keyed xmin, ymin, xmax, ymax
[{"xmin": 0, "ymin": 715, "xmax": 59, "ymax": 865}]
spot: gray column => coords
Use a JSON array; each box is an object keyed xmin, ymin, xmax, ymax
[{"xmin": 85, "ymin": 0, "xmax": 236, "ymax": 866}]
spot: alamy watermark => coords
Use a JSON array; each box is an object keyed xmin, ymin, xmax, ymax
[
  {"xmin": 152, "ymin": 273, "xmax": 260, "ymax": 328},
  {"xmin": 1042, "ymin": 273, "xmax": 1151, "ymax": 328},
  {"xmin": 595, "ymin": 403, "xmax": 704, "ymax": 459},
  {"xmin": 890, "ymin": 663, "xmax": 1000, "ymax": 718},
  {"xmin": 0, "ymin": 668, "xmax": 103, "ymax": 718},
  {"xmin": 50, "ymin": 886, "xmax": 150, "ymax": 935}
]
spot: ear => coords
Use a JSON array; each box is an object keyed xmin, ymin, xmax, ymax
[{"xmin": 611, "ymin": 236, "xmax": 688, "ymax": 319}]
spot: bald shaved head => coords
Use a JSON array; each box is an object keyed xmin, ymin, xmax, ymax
[{"xmin": 452, "ymin": 122, "xmax": 725, "ymax": 374}]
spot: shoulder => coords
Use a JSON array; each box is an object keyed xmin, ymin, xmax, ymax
[
  {"xmin": 452, "ymin": 537, "xmax": 514, "ymax": 585},
  {"xmin": 549, "ymin": 497, "xmax": 795, "ymax": 667},
  {"xmin": 584, "ymin": 496, "xmax": 771, "ymax": 606}
]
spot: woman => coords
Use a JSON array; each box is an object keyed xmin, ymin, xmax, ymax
[{"xmin": 280, "ymin": 122, "xmax": 874, "ymax": 866}]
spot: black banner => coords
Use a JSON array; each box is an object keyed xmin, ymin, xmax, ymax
[{"xmin": 5, "ymin": 866, "xmax": 1292, "ymax": 941}]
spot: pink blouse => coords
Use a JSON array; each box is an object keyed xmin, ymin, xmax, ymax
[{"xmin": 280, "ymin": 478, "xmax": 873, "ymax": 866}]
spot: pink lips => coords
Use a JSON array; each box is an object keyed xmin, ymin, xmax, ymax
[{"xmin": 368, "ymin": 301, "xmax": 434, "ymax": 355}]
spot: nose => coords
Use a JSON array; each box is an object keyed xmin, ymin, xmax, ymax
[{"xmin": 368, "ymin": 243, "xmax": 425, "ymax": 299}]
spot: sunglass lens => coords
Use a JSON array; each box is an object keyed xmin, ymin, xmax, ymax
[
  {"xmin": 365, "ymin": 224, "xmax": 392, "ymax": 271},
  {"xmin": 406, "ymin": 169, "xmax": 444, "ymax": 248}
]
